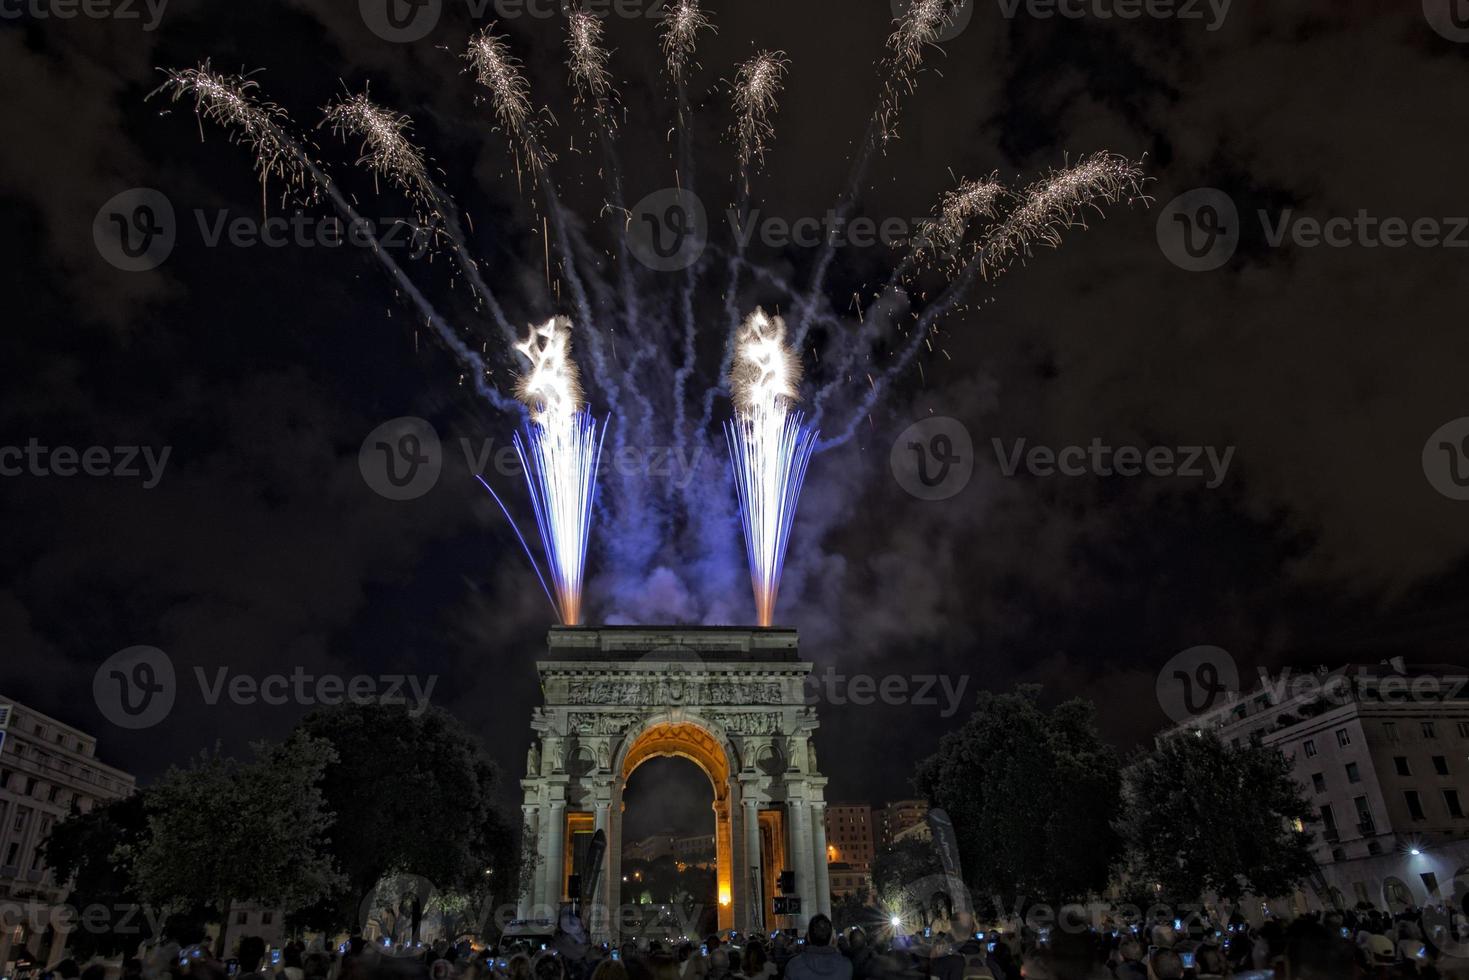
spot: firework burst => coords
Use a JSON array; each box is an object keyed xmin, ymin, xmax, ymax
[
  {"xmin": 660, "ymin": 0, "xmax": 713, "ymax": 83},
  {"xmin": 731, "ymin": 50, "xmax": 789, "ymax": 173},
  {"xmin": 464, "ymin": 26, "xmax": 553, "ymax": 178},
  {"xmin": 486, "ymin": 317, "xmax": 605, "ymax": 627},
  {"xmin": 321, "ymin": 90, "xmax": 431, "ymax": 201},
  {"xmin": 158, "ymin": 12, "xmax": 1148, "ymax": 629},
  {"xmin": 724, "ymin": 310, "xmax": 819, "ymax": 627}
]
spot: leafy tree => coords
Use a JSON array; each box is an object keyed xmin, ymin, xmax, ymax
[
  {"xmin": 131, "ymin": 736, "xmax": 343, "ymax": 924},
  {"xmin": 915, "ymin": 687, "xmax": 1122, "ymax": 906},
  {"xmin": 288, "ymin": 702, "xmax": 516, "ymax": 934},
  {"xmin": 41, "ymin": 794, "xmax": 154, "ymax": 958},
  {"xmin": 1118, "ymin": 731, "xmax": 1316, "ymax": 902},
  {"xmin": 830, "ymin": 887, "xmax": 878, "ymax": 933},
  {"xmin": 870, "ymin": 837, "xmax": 941, "ymax": 902}
]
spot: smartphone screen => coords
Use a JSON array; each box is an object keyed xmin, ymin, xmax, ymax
[{"xmin": 1180, "ymin": 951, "xmax": 1196, "ymax": 969}]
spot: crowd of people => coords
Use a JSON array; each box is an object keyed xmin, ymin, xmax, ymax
[{"xmin": 44, "ymin": 903, "xmax": 1469, "ymax": 980}]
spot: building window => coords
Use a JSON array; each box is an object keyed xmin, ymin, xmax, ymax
[
  {"xmin": 1434, "ymin": 756, "xmax": 1450, "ymax": 776},
  {"xmin": 261, "ymin": 912, "xmax": 274, "ymax": 925},
  {"xmin": 236, "ymin": 912, "xmax": 249, "ymax": 925},
  {"xmin": 1406, "ymin": 791, "xmax": 1426, "ymax": 821},
  {"xmin": 1336, "ymin": 728, "xmax": 1352, "ymax": 747},
  {"xmin": 3, "ymin": 843, "xmax": 18, "ymax": 867},
  {"xmin": 1304, "ymin": 739, "xmax": 1318, "ymax": 758},
  {"xmin": 1395, "ymin": 756, "xmax": 1412, "ymax": 776},
  {"xmin": 1368, "ymin": 841, "xmax": 1382, "ymax": 855},
  {"xmin": 1446, "ymin": 790, "xmax": 1464, "ymax": 819},
  {"xmin": 1423, "ymin": 722, "xmax": 1437, "ymax": 738},
  {"xmin": 1331, "ymin": 847, "xmax": 1346, "ymax": 863},
  {"xmin": 1321, "ymin": 804, "xmax": 1337, "ymax": 830},
  {"xmin": 1312, "ymin": 773, "xmax": 1326, "ymax": 793},
  {"xmin": 1346, "ymin": 763, "xmax": 1361, "ymax": 784},
  {"xmin": 1458, "ymin": 722, "xmax": 1469, "ymax": 738}
]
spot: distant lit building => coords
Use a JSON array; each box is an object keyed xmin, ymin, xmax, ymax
[
  {"xmin": 1168, "ymin": 662, "xmax": 1469, "ymax": 912},
  {"xmin": 824, "ymin": 804, "xmax": 874, "ymax": 870},
  {"xmin": 624, "ymin": 834, "xmax": 677, "ymax": 863},
  {"xmin": 827, "ymin": 862, "xmax": 872, "ymax": 899},
  {"xmin": 878, "ymin": 800, "xmax": 929, "ymax": 849},
  {"xmin": 0, "ymin": 698, "xmax": 136, "ymax": 973}
]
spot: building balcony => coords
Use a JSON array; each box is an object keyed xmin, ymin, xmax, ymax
[
  {"xmin": 1358, "ymin": 819, "xmax": 1376, "ymax": 836},
  {"xmin": 1322, "ymin": 828, "xmax": 1340, "ymax": 843}
]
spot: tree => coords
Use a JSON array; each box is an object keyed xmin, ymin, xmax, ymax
[
  {"xmin": 131, "ymin": 736, "xmax": 343, "ymax": 926},
  {"xmin": 914, "ymin": 687, "xmax": 1122, "ymax": 906},
  {"xmin": 870, "ymin": 838, "xmax": 941, "ymax": 903},
  {"xmin": 1118, "ymin": 731, "xmax": 1316, "ymax": 903},
  {"xmin": 288, "ymin": 702, "xmax": 516, "ymax": 935},
  {"xmin": 41, "ymin": 794, "xmax": 153, "ymax": 958}
]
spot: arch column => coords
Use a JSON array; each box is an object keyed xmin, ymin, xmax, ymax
[
  {"xmin": 743, "ymin": 792, "xmax": 765, "ymax": 932},
  {"xmin": 811, "ymin": 800, "xmax": 831, "ymax": 918},
  {"xmin": 544, "ymin": 798, "xmax": 566, "ymax": 910},
  {"xmin": 789, "ymin": 796, "xmax": 815, "ymax": 927},
  {"xmin": 517, "ymin": 805, "xmax": 540, "ymax": 922}
]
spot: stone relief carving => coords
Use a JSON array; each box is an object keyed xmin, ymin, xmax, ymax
[{"xmin": 563, "ymin": 678, "xmax": 783, "ymax": 706}]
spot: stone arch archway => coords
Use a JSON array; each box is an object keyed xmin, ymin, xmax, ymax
[
  {"xmin": 517, "ymin": 627, "xmax": 831, "ymax": 941},
  {"xmin": 614, "ymin": 717, "xmax": 738, "ymax": 931}
]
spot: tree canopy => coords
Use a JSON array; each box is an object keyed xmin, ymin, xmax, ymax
[{"xmin": 1118, "ymin": 730, "xmax": 1316, "ymax": 902}]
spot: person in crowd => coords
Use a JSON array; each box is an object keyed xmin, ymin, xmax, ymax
[
  {"xmin": 738, "ymin": 942, "xmax": 773, "ymax": 980},
  {"xmin": 590, "ymin": 960, "xmax": 627, "ymax": 980},
  {"xmin": 238, "ymin": 938, "xmax": 269, "ymax": 980},
  {"xmin": 783, "ymin": 916, "xmax": 851, "ymax": 980},
  {"xmin": 1110, "ymin": 937, "xmax": 1147, "ymax": 980},
  {"xmin": 1148, "ymin": 948, "xmax": 1184, "ymax": 980}
]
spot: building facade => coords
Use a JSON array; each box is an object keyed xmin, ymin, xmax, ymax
[
  {"xmin": 878, "ymin": 800, "xmax": 929, "ymax": 849},
  {"xmin": 827, "ymin": 862, "xmax": 872, "ymax": 899},
  {"xmin": 0, "ymin": 698, "xmax": 136, "ymax": 972},
  {"xmin": 824, "ymin": 804, "xmax": 874, "ymax": 870},
  {"xmin": 1171, "ymin": 662, "xmax": 1469, "ymax": 911}
]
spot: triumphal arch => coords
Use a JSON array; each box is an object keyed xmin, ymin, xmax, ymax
[{"xmin": 517, "ymin": 626, "xmax": 831, "ymax": 939}]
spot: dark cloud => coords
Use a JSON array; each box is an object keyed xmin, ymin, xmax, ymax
[{"xmin": 3, "ymin": 0, "xmax": 1468, "ymax": 811}]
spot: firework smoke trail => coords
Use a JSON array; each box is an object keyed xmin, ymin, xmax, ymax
[
  {"xmin": 320, "ymin": 89, "xmax": 519, "ymax": 349},
  {"xmin": 502, "ymin": 317, "xmax": 606, "ymax": 627},
  {"xmin": 697, "ymin": 49, "xmax": 790, "ymax": 438},
  {"xmin": 158, "ymin": 17, "xmax": 1148, "ymax": 628},
  {"xmin": 819, "ymin": 153, "xmax": 1148, "ymax": 448},
  {"xmin": 724, "ymin": 310, "xmax": 819, "ymax": 627},
  {"xmin": 665, "ymin": 0, "xmax": 714, "ymax": 460},
  {"xmin": 464, "ymin": 26, "xmax": 553, "ymax": 182},
  {"xmin": 153, "ymin": 65, "xmax": 521, "ymax": 413},
  {"xmin": 787, "ymin": 0, "xmax": 960, "ymax": 351}
]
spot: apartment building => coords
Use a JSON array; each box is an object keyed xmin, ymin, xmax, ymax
[
  {"xmin": 824, "ymin": 804, "xmax": 874, "ymax": 870},
  {"xmin": 1172, "ymin": 662, "xmax": 1469, "ymax": 911},
  {"xmin": 0, "ymin": 698, "xmax": 136, "ymax": 972}
]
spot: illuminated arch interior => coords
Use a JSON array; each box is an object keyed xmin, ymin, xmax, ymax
[{"xmin": 621, "ymin": 722, "xmax": 735, "ymax": 927}]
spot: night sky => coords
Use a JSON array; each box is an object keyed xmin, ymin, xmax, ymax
[{"xmin": 4, "ymin": 0, "xmax": 1469, "ymax": 834}]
